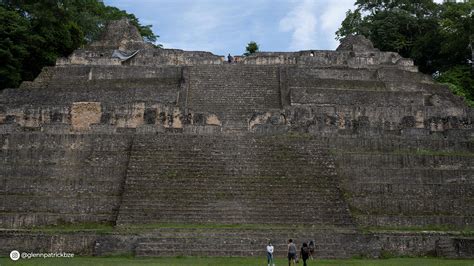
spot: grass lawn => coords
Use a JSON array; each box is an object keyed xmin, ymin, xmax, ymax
[{"xmin": 0, "ymin": 257, "xmax": 473, "ymax": 266}]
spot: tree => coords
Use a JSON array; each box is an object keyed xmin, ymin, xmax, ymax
[
  {"xmin": 337, "ymin": 0, "xmax": 473, "ymax": 106},
  {"xmin": 435, "ymin": 65, "xmax": 474, "ymax": 107},
  {"xmin": 244, "ymin": 41, "xmax": 259, "ymax": 56},
  {"xmin": 0, "ymin": 6, "xmax": 30, "ymax": 88},
  {"xmin": 0, "ymin": 0, "xmax": 159, "ymax": 89}
]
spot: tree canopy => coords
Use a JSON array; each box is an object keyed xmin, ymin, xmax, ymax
[
  {"xmin": 337, "ymin": 0, "xmax": 473, "ymax": 106},
  {"xmin": 244, "ymin": 41, "xmax": 259, "ymax": 56},
  {"xmin": 0, "ymin": 0, "xmax": 158, "ymax": 89}
]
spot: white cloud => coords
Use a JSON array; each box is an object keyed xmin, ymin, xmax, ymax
[
  {"xmin": 279, "ymin": 0, "xmax": 356, "ymax": 50},
  {"xmin": 105, "ymin": 0, "xmax": 360, "ymax": 53},
  {"xmin": 279, "ymin": 0, "xmax": 318, "ymax": 50},
  {"xmin": 319, "ymin": 0, "xmax": 356, "ymax": 49},
  {"xmin": 157, "ymin": 1, "xmax": 263, "ymax": 54},
  {"xmin": 320, "ymin": 0, "xmax": 354, "ymax": 32}
]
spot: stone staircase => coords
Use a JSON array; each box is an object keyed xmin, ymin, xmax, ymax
[
  {"xmin": 132, "ymin": 228, "xmax": 364, "ymax": 258},
  {"xmin": 116, "ymin": 134, "xmax": 354, "ymax": 228},
  {"xmin": 186, "ymin": 65, "xmax": 281, "ymax": 131}
]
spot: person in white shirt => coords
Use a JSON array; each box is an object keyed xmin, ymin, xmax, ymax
[{"xmin": 266, "ymin": 242, "xmax": 275, "ymax": 266}]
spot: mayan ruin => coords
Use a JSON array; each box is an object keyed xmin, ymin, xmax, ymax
[{"xmin": 0, "ymin": 18, "xmax": 472, "ymax": 260}]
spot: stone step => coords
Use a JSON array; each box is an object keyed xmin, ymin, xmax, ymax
[
  {"xmin": 117, "ymin": 215, "xmax": 354, "ymax": 224},
  {"xmin": 129, "ymin": 227, "xmax": 360, "ymax": 258},
  {"xmin": 336, "ymin": 153, "xmax": 473, "ymax": 169},
  {"xmin": 436, "ymin": 238, "xmax": 458, "ymax": 257}
]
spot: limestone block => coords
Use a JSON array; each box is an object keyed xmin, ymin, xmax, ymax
[
  {"xmin": 337, "ymin": 112, "xmax": 346, "ymax": 129},
  {"xmin": 206, "ymin": 114, "xmax": 222, "ymax": 126},
  {"xmin": 415, "ymin": 110, "xmax": 424, "ymax": 128},
  {"xmin": 21, "ymin": 108, "xmax": 42, "ymax": 128},
  {"xmin": 171, "ymin": 108, "xmax": 183, "ymax": 129},
  {"xmin": 40, "ymin": 109, "xmax": 51, "ymax": 124},
  {"xmin": 248, "ymin": 112, "xmax": 287, "ymax": 132},
  {"xmin": 57, "ymin": 55, "xmax": 122, "ymax": 66},
  {"xmin": 150, "ymin": 104, "xmax": 163, "ymax": 126},
  {"xmin": 71, "ymin": 102, "xmax": 102, "ymax": 131},
  {"xmin": 4, "ymin": 109, "xmax": 21, "ymax": 126},
  {"xmin": 125, "ymin": 103, "xmax": 145, "ymax": 128}
]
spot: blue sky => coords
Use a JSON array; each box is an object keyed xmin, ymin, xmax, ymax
[{"xmin": 104, "ymin": 0, "xmax": 444, "ymax": 56}]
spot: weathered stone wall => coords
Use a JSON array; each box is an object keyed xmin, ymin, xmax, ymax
[
  {"xmin": 329, "ymin": 135, "xmax": 473, "ymax": 229},
  {"xmin": 0, "ymin": 134, "xmax": 132, "ymax": 228},
  {"xmin": 1, "ymin": 229, "xmax": 472, "ymax": 259},
  {"xmin": 2, "ymin": 64, "xmax": 468, "ymax": 135}
]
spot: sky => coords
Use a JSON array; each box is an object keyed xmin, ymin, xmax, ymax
[{"xmin": 104, "ymin": 0, "xmax": 445, "ymax": 56}]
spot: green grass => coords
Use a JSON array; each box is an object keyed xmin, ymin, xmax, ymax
[{"xmin": 0, "ymin": 256, "xmax": 473, "ymax": 266}]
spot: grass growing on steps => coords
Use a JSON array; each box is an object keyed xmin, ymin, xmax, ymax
[
  {"xmin": 20, "ymin": 222, "xmax": 115, "ymax": 234},
  {"xmin": 396, "ymin": 149, "xmax": 474, "ymax": 157},
  {"xmin": 7, "ymin": 222, "xmax": 355, "ymax": 234},
  {"xmin": 115, "ymin": 222, "xmax": 350, "ymax": 232},
  {"xmin": 9, "ymin": 222, "xmax": 473, "ymax": 235},
  {"xmin": 360, "ymin": 225, "xmax": 474, "ymax": 236},
  {"xmin": 330, "ymin": 148, "xmax": 474, "ymax": 157},
  {"xmin": 0, "ymin": 256, "xmax": 473, "ymax": 266}
]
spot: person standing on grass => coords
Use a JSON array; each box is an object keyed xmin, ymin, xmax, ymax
[
  {"xmin": 309, "ymin": 240, "xmax": 315, "ymax": 260},
  {"xmin": 300, "ymin": 242, "xmax": 310, "ymax": 266},
  {"xmin": 266, "ymin": 242, "xmax": 275, "ymax": 266},
  {"xmin": 288, "ymin": 239, "xmax": 297, "ymax": 266}
]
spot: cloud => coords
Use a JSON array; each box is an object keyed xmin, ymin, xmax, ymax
[
  {"xmin": 319, "ymin": 0, "xmax": 356, "ymax": 48},
  {"xmin": 105, "ymin": 0, "xmax": 358, "ymax": 53},
  {"xmin": 279, "ymin": 0, "xmax": 318, "ymax": 50},
  {"xmin": 155, "ymin": 0, "xmax": 264, "ymax": 54}
]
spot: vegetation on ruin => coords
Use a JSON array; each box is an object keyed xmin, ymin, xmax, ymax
[
  {"xmin": 361, "ymin": 225, "xmax": 474, "ymax": 235},
  {"xmin": 244, "ymin": 41, "xmax": 259, "ymax": 56},
  {"xmin": 19, "ymin": 222, "xmax": 357, "ymax": 235},
  {"xmin": 337, "ymin": 0, "xmax": 473, "ymax": 106},
  {"xmin": 0, "ymin": 0, "xmax": 158, "ymax": 89},
  {"xmin": 436, "ymin": 65, "xmax": 474, "ymax": 107},
  {"xmin": 24, "ymin": 221, "xmax": 115, "ymax": 234},
  {"xmin": 0, "ymin": 256, "xmax": 473, "ymax": 266},
  {"xmin": 114, "ymin": 222, "xmax": 350, "ymax": 232},
  {"xmin": 330, "ymin": 148, "xmax": 474, "ymax": 157}
]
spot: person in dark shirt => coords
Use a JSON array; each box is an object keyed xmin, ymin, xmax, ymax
[
  {"xmin": 287, "ymin": 239, "xmax": 297, "ymax": 266},
  {"xmin": 300, "ymin": 242, "xmax": 310, "ymax": 266}
]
